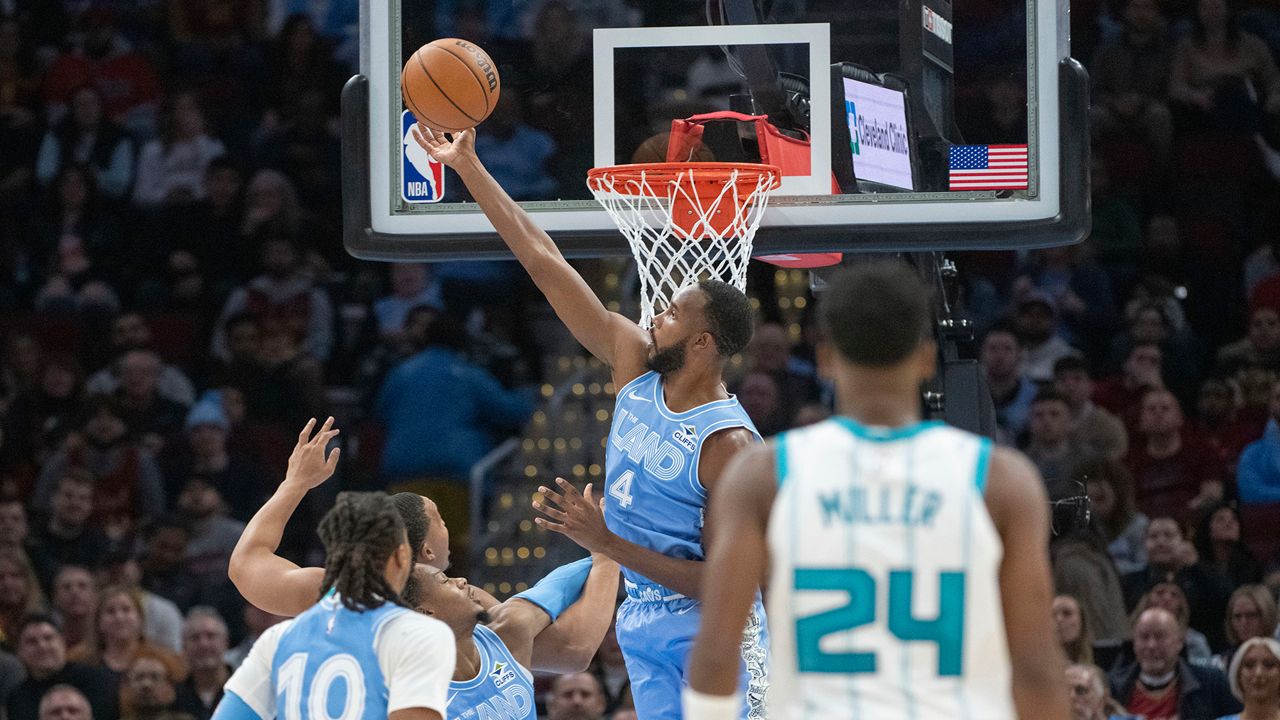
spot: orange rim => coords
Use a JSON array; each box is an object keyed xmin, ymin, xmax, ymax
[{"xmin": 588, "ymin": 162, "xmax": 782, "ymax": 199}]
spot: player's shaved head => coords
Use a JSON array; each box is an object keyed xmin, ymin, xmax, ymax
[{"xmin": 820, "ymin": 262, "xmax": 932, "ymax": 366}]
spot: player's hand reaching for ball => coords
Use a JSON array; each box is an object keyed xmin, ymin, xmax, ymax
[
  {"xmin": 411, "ymin": 124, "xmax": 476, "ymax": 168},
  {"xmin": 533, "ymin": 478, "xmax": 615, "ymax": 555},
  {"xmin": 284, "ymin": 417, "xmax": 341, "ymax": 492}
]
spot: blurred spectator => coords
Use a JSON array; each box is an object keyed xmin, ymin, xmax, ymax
[
  {"xmin": 1086, "ymin": 458, "xmax": 1153, "ymax": 579},
  {"xmin": 239, "ymin": 170, "xmax": 315, "ymax": 254},
  {"xmin": 1095, "ymin": 344, "xmax": 1165, "ymax": 433},
  {"xmin": 1169, "ymin": 0, "xmax": 1280, "ymax": 135},
  {"xmin": 1014, "ymin": 245, "xmax": 1118, "ymax": 358},
  {"xmin": 1066, "ymin": 663, "xmax": 1131, "ymax": 720},
  {"xmin": 374, "ymin": 265, "xmax": 442, "ymax": 342},
  {"xmin": 736, "ymin": 371, "xmax": 785, "ymax": 438},
  {"xmin": 473, "ymin": 94, "xmax": 557, "ymax": 200},
  {"xmin": 174, "ymin": 608, "xmax": 227, "ymax": 720},
  {"xmin": 546, "ymin": 672, "xmax": 608, "ymax": 720},
  {"xmin": 1218, "ymin": 304, "xmax": 1280, "ymax": 373},
  {"xmin": 263, "ymin": 0, "xmax": 359, "ymax": 68},
  {"xmin": 85, "ymin": 314, "xmax": 196, "ymax": 407},
  {"xmin": 792, "ymin": 402, "xmax": 833, "ymax": 428},
  {"xmin": 1109, "ymin": 608, "xmax": 1240, "ymax": 719},
  {"xmin": 1221, "ymin": 637, "xmax": 1280, "ymax": 719},
  {"xmin": 1025, "ymin": 389, "xmax": 1083, "ymax": 497},
  {"xmin": 68, "ymin": 585, "xmax": 184, "ymax": 688},
  {"xmin": 8, "ymin": 616, "xmax": 117, "ymax": 720},
  {"xmin": 223, "ymin": 604, "xmax": 282, "ymax": 670},
  {"xmin": 94, "ymin": 556, "xmax": 182, "ymax": 654},
  {"xmin": 159, "ymin": 394, "xmax": 267, "ymax": 522},
  {"xmin": 1133, "ymin": 582, "xmax": 1216, "ymax": 664},
  {"xmin": 37, "ymin": 685, "xmax": 93, "ymax": 720},
  {"xmin": 119, "ymin": 647, "xmax": 191, "ymax": 720},
  {"xmin": 0, "ymin": 16, "xmax": 41, "ymax": 230},
  {"xmin": 174, "ymin": 477, "xmax": 243, "ymax": 590},
  {"xmin": 113, "ymin": 350, "xmax": 189, "ymax": 447},
  {"xmin": 132, "ymin": 93, "xmax": 225, "ymax": 209},
  {"xmin": 1192, "ymin": 377, "xmax": 1259, "ymax": 475},
  {"xmin": 1054, "ymin": 356, "xmax": 1129, "ymax": 461},
  {"xmin": 138, "ymin": 521, "xmax": 198, "ymax": 612},
  {"xmin": 35, "ymin": 86, "xmax": 134, "ymax": 201},
  {"xmin": 1054, "ymin": 594, "xmax": 1097, "ymax": 664},
  {"xmin": 1216, "ymin": 584, "xmax": 1279, "ymax": 668},
  {"xmin": 1111, "ymin": 302, "xmax": 1203, "ymax": 406},
  {"xmin": 1122, "ymin": 516, "xmax": 1234, "ymax": 650},
  {"xmin": 50, "ymin": 566, "xmax": 98, "ymax": 650},
  {"xmin": 1235, "ymin": 379, "xmax": 1280, "ymax": 504},
  {"xmin": 0, "ymin": 547, "xmax": 47, "ymax": 642},
  {"xmin": 1090, "ymin": 0, "xmax": 1175, "ymax": 159},
  {"xmin": 168, "ymin": 0, "xmax": 265, "ymax": 60},
  {"xmin": 27, "ymin": 470, "xmax": 110, "ymax": 587},
  {"xmin": 160, "ymin": 158, "xmax": 244, "ymax": 287},
  {"xmin": 739, "ymin": 323, "xmax": 821, "ymax": 427},
  {"xmin": 1194, "ymin": 503, "xmax": 1262, "ymax": 588},
  {"xmin": 246, "ymin": 327, "xmax": 328, "ymax": 426},
  {"xmin": 980, "ymin": 324, "xmax": 1039, "ymax": 440},
  {"xmin": 33, "ymin": 396, "xmax": 166, "ymax": 540},
  {"xmin": 1052, "ymin": 518, "xmax": 1132, "ymax": 641},
  {"xmin": 374, "ymin": 313, "xmax": 533, "ymax": 482},
  {"xmin": 0, "ymin": 498, "xmax": 30, "ymax": 555},
  {"xmin": 1126, "ymin": 389, "xmax": 1223, "ymax": 519},
  {"xmin": 1245, "ymin": 235, "xmax": 1280, "ymax": 299},
  {"xmin": 262, "ymin": 14, "xmax": 342, "ymax": 128},
  {"xmin": 1012, "ymin": 292, "xmax": 1079, "ymax": 382},
  {"xmin": 2, "ymin": 354, "xmax": 86, "ymax": 470},
  {"xmin": 590, "ymin": 617, "xmax": 632, "ymax": 714},
  {"xmin": 28, "ymin": 164, "xmax": 125, "ymax": 308},
  {"xmin": 211, "ymin": 237, "xmax": 334, "ymax": 364},
  {"xmin": 41, "ymin": 9, "xmax": 162, "ymax": 136}
]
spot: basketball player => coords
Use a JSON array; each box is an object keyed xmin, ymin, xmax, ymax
[
  {"xmin": 415, "ymin": 126, "xmax": 767, "ymax": 719},
  {"xmin": 228, "ymin": 418, "xmax": 618, "ymax": 675},
  {"xmin": 404, "ymin": 559, "xmax": 618, "ymax": 720},
  {"xmin": 683, "ymin": 262, "xmax": 1070, "ymax": 720},
  {"xmin": 211, "ymin": 492, "xmax": 454, "ymax": 720}
]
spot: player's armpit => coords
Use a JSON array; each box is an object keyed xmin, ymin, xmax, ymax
[
  {"xmin": 986, "ymin": 447, "xmax": 1071, "ymax": 720},
  {"xmin": 687, "ymin": 442, "xmax": 775, "ymax": 697}
]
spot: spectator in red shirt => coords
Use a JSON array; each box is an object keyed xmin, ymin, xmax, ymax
[
  {"xmin": 1126, "ymin": 388, "xmax": 1224, "ymax": 519},
  {"xmin": 1094, "ymin": 342, "xmax": 1165, "ymax": 433},
  {"xmin": 1193, "ymin": 377, "xmax": 1263, "ymax": 476},
  {"xmin": 1109, "ymin": 608, "xmax": 1239, "ymax": 720}
]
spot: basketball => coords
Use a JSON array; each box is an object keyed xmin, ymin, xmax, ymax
[{"xmin": 401, "ymin": 38, "xmax": 501, "ymax": 133}]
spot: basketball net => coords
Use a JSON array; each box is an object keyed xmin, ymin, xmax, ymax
[{"xmin": 587, "ymin": 162, "xmax": 781, "ymax": 328}]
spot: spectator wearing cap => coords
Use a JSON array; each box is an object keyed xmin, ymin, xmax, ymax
[
  {"xmin": 8, "ymin": 615, "xmax": 117, "ymax": 720},
  {"xmin": 158, "ymin": 393, "xmax": 267, "ymax": 522},
  {"xmin": 33, "ymin": 396, "xmax": 166, "ymax": 540},
  {"xmin": 1054, "ymin": 356, "xmax": 1129, "ymax": 462},
  {"xmin": 1012, "ymin": 245, "xmax": 1118, "ymax": 359},
  {"xmin": 1126, "ymin": 389, "xmax": 1224, "ymax": 520},
  {"xmin": 980, "ymin": 324, "xmax": 1040, "ymax": 441},
  {"xmin": 85, "ymin": 314, "xmax": 196, "ymax": 407},
  {"xmin": 1236, "ymin": 379, "xmax": 1280, "ymax": 506},
  {"xmin": 1014, "ymin": 290, "xmax": 1080, "ymax": 382},
  {"xmin": 38, "ymin": 684, "xmax": 94, "ymax": 720},
  {"xmin": 27, "ymin": 469, "xmax": 110, "ymax": 586},
  {"xmin": 1218, "ymin": 637, "xmax": 1280, "ymax": 720},
  {"xmin": 1110, "ymin": 608, "xmax": 1239, "ymax": 720}
]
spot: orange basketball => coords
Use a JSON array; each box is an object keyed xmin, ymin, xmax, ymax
[{"xmin": 401, "ymin": 38, "xmax": 501, "ymax": 133}]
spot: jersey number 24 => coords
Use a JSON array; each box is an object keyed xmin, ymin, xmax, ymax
[{"xmin": 794, "ymin": 568, "xmax": 965, "ymax": 677}]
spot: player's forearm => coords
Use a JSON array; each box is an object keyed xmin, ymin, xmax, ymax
[
  {"xmin": 601, "ymin": 534, "xmax": 705, "ymax": 599},
  {"xmin": 228, "ymin": 481, "xmax": 308, "ymax": 588},
  {"xmin": 1011, "ymin": 661, "xmax": 1071, "ymax": 720},
  {"xmin": 531, "ymin": 556, "xmax": 620, "ymax": 672}
]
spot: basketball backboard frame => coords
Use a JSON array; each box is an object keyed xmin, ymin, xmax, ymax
[{"xmin": 343, "ymin": 0, "xmax": 1090, "ymax": 261}]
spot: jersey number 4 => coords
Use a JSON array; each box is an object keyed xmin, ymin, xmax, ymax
[
  {"xmin": 277, "ymin": 652, "xmax": 366, "ymax": 720},
  {"xmin": 608, "ymin": 469, "xmax": 635, "ymax": 509},
  {"xmin": 794, "ymin": 568, "xmax": 965, "ymax": 676}
]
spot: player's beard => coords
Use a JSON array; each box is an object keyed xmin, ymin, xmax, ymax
[{"xmin": 646, "ymin": 335, "xmax": 689, "ymax": 375}]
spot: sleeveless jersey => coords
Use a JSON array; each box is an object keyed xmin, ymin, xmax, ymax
[
  {"xmin": 604, "ymin": 370, "xmax": 760, "ymax": 596},
  {"xmin": 270, "ymin": 596, "xmax": 408, "ymax": 720},
  {"xmin": 446, "ymin": 625, "xmax": 537, "ymax": 720},
  {"xmin": 766, "ymin": 417, "xmax": 1014, "ymax": 720}
]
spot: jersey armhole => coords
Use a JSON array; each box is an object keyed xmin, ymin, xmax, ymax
[
  {"xmin": 974, "ymin": 438, "xmax": 993, "ymax": 496},
  {"xmin": 775, "ymin": 432, "xmax": 789, "ymax": 489}
]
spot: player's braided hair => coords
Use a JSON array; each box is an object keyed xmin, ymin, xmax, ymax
[{"xmin": 317, "ymin": 492, "xmax": 408, "ymax": 611}]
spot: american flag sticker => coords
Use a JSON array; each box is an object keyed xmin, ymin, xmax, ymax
[{"xmin": 948, "ymin": 144, "xmax": 1028, "ymax": 191}]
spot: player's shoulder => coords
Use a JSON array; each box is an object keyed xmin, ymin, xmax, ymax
[{"xmin": 983, "ymin": 445, "xmax": 1050, "ymax": 527}]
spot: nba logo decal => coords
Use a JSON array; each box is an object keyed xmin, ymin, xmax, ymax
[{"xmin": 402, "ymin": 110, "xmax": 445, "ymax": 203}]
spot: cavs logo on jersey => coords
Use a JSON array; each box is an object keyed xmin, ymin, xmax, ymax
[
  {"xmin": 402, "ymin": 110, "xmax": 445, "ymax": 203},
  {"xmin": 489, "ymin": 661, "xmax": 516, "ymax": 688}
]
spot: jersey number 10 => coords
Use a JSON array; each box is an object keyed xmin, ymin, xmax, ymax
[
  {"xmin": 794, "ymin": 568, "xmax": 965, "ymax": 677},
  {"xmin": 277, "ymin": 652, "xmax": 367, "ymax": 720}
]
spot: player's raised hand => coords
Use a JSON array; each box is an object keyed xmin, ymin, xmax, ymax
[
  {"xmin": 411, "ymin": 123, "xmax": 476, "ymax": 168},
  {"xmin": 284, "ymin": 417, "xmax": 341, "ymax": 491},
  {"xmin": 533, "ymin": 478, "xmax": 614, "ymax": 555}
]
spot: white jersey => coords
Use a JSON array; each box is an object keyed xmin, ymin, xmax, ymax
[{"xmin": 765, "ymin": 417, "xmax": 1014, "ymax": 720}]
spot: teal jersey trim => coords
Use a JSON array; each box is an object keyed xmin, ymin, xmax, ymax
[
  {"xmin": 833, "ymin": 417, "xmax": 944, "ymax": 443},
  {"xmin": 775, "ymin": 433, "xmax": 790, "ymax": 488},
  {"xmin": 974, "ymin": 438, "xmax": 993, "ymax": 496}
]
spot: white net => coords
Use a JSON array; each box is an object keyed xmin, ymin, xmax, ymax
[{"xmin": 587, "ymin": 164, "xmax": 779, "ymax": 328}]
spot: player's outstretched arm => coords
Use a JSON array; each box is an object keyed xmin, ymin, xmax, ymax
[
  {"xmin": 227, "ymin": 418, "xmax": 338, "ymax": 617},
  {"xmin": 685, "ymin": 443, "xmax": 775, "ymax": 717},
  {"xmin": 413, "ymin": 126, "xmax": 647, "ymax": 375},
  {"xmin": 986, "ymin": 447, "xmax": 1071, "ymax": 720}
]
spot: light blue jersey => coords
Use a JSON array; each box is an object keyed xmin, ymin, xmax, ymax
[
  {"xmin": 605, "ymin": 370, "xmax": 767, "ymax": 720},
  {"xmin": 447, "ymin": 625, "xmax": 537, "ymax": 720}
]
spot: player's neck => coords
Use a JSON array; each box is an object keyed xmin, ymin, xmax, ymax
[
  {"xmin": 658, "ymin": 364, "xmax": 727, "ymax": 412},
  {"xmin": 451, "ymin": 633, "xmax": 482, "ymax": 682},
  {"xmin": 833, "ymin": 372, "xmax": 924, "ymax": 429}
]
